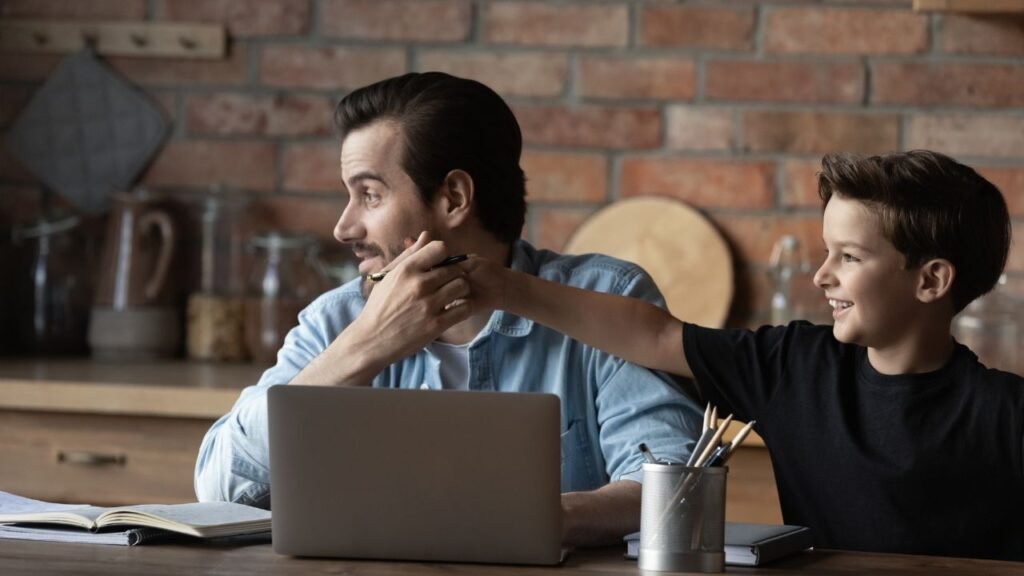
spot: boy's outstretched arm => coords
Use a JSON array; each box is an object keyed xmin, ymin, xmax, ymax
[{"xmin": 463, "ymin": 256, "xmax": 692, "ymax": 378}]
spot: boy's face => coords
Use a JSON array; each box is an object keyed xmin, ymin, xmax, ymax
[{"xmin": 813, "ymin": 195, "xmax": 923, "ymax": 349}]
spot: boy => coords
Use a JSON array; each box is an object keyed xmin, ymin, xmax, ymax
[{"xmin": 459, "ymin": 150, "xmax": 1024, "ymax": 560}]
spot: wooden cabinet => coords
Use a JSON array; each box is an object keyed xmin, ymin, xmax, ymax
[
  {"xmin": 0, "ymin": 359, "xmax": 784, "ymax": 521},
  {"xmin": 0, "ymin": 360, "xmax": 261, "ymax": 506}
]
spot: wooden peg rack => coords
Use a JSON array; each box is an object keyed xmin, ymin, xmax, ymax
[{"xmin": 0, "ymin": 20, "xmax": 226, "ymax": 59}]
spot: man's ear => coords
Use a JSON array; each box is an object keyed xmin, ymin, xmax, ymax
[
  {"xmin": 433, "ymin": 169, "xmax": 474, "ymax": 229},
  {"xmin": 916, "ymin": 258, "xmax": 955, "ymax": 304}
]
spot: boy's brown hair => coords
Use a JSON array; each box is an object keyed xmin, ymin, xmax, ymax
[{"xmin": 818, "ymin": 150, "xmax": 1011, "ymax": 314}]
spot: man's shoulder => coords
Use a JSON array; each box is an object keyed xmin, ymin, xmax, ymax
[{"xmin": 516, "ymin": 241, "xmax": 657, "ymax": 296}]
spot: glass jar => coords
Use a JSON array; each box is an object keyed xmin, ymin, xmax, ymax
[
  {"xmin": 11, "ymin": 214, "xmax": 93, "ymax": 355},
  {"xmin": 185, "ymin": 192, "xmax": 249, "ymax": 361},
  {"xmin": 244, "ymin": 232, "xmax": 327, "ymax": 365},
  {"xmin": 767, "ymin": 235, "xmax": 830, "ymax": 325},
  {"xmin": 954, "ymin": 275, "xmax": 1019, "ymax": 374}
]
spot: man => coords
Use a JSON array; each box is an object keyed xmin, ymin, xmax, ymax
[{"xmin": 194, "ymin": 72, "xmax": 702, "ymax": 547}]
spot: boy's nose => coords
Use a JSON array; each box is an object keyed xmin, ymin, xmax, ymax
[{"xmin": 813, "ymin": 261, "xmax": 833, "ymax": 289}]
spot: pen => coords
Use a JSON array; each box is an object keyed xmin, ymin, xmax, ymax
[
  {"xmin": 367, "ymin": 254, "xmax": 469, "ymax": 283},
  {"xmin": 638, "ymin": 443, "xmax": 660, "ymax": 465}
]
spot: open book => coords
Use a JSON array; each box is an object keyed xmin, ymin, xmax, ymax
[{"xmin": 0, "ymin": 491, "xmax": 271, "ymax": 546}]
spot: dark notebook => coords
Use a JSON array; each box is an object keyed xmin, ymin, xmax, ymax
[{"xmin": 624, "ymin": 522, "xmax": 813, "ymax": 566}]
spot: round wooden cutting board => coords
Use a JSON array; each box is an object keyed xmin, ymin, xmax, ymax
[{"xmin": 564, "ymin": 197, "xmax": 734, "ymax": 328}]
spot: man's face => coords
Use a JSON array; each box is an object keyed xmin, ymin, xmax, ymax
[
  {"xmin": 812, "ymin": 195, "xmax": 922, "ymax": 350},
  {"xmin": 334, "ymin": 120, "xmax": 438, "ymax": 295}
]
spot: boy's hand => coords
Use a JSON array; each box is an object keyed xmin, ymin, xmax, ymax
[{"xmin": 460, "ymin": 255, "xmax": 511, "ymax": 313}]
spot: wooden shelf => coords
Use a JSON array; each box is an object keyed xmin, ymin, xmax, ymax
[
  {"xmin": 0, "ymin": 359, "xmax": 261, "ymax": 418},
  {"xmin": 913, "ymin": 0, "xmax": 1024, "ymax": 12}
]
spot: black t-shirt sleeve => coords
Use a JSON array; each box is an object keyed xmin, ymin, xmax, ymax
[{"xmin": 682, "ymin": 322, "xmax": 803, "ymax": 423}]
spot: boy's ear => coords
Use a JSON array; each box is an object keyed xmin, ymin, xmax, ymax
[
  {"xmin": 433, "ymin": 169, "xmax": 474, "ymax": 230},
  {"xmin": 916, "ymin": 258, "xmax": 955, "ymax": 304}
]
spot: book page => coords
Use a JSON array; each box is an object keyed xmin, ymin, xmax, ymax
[
  {"xmin": 0, "ymin": 491, "xmax": 106, "ymax": 526},
  {"xmin": 96, "ymin": 502, "xmax": 271, "ymax": 536}
]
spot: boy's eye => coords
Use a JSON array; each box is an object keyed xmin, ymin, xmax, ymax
[{"xmin": 842, "ymin": 253, "xmax": 860, "ymax": 263}]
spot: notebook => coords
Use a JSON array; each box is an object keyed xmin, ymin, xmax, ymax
[
  {"xmin": 268, "ymin": 386, "xmax": 564, "ymax": 565},
  {"xmin": 0, "ymin": 490, "xmax": 271, "ymax": 546},
  {"xmin": 624, "ymin": 522, "xmax": 813, "ymax": 566}
]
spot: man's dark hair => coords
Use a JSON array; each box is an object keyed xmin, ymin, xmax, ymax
[
  {"xmin": 334, "ymin": 72, "xmax": 526, "ymax": 244},
  {"xmin": 818, "ymin": 150, "xmax": 1011, "ymax": 314}
]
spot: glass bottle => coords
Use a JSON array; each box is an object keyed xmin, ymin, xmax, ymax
[
  {"xmin": 244, "ymin": 233, "xmax": 326, "ymax": 365},
  {"xmin": 953, "ymin": 274, "xmax": 1020, "ymax": 374},
  {"xmin": 185, "ymin": 192, "xmax": 249, "ymax": 361},
  {"xmin": 11, "ymin": 214, "xmax": 93, "ymax": 355},
  {"xmin": 767, "ymin": 235, "xmax": 832, "ymax": 326}
]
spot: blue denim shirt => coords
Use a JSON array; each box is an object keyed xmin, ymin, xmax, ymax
[{"xmin": 195, "ymin": 240, "xmax": 702, "ymax": 508}]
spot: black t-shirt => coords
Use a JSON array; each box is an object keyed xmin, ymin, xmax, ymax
[{"xmin": 683, "ymin": 321, "xmax": 1024, "ymax": 561}]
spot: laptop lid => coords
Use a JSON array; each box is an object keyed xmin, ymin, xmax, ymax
[{"xmin": 268, "ymin": 386, "xmax": 563, "ymax": 565}]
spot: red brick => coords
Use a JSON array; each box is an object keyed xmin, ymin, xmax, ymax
[
  {"xmin": 260, "ymin": 45, "xmax": 406, "ymax": 90},
  {"xmin": 977, "ymin": 166, "xmax": 1024, "ymax": 216},
  {"xmin": 665, "ymin": 107, "xmax": 735, "ymax": 151},
  {"xmin": 485, "ymin": 2, "xmax": 628, "ymax": 48},
  {"xmin": 531, "ymin": 206, "xmax": 599, "ymax": 253},
  {"xmin": 619, "ymin": 157, "xmax": 775, "ymax": 209},
  {"xmin": 149, "ymin": 91, "xmax": 178, "ymax": 123},
  {"xmin": 141, "ymin": 141, "xmax": 276, "ymax": 192},
  {"xmin": 782, "ymin": 159, "xmax": 824, "ymax": 209},
  {"xmin": 906, "ymin": 114, "xmax": 1024, "ymax": 160},
  {"xmin": 418, "ymin": 51, "xmax": 568, "ymax": 98},
  {"xmin": 743, "ymin": 111, "xmax": 899, "ymax": 154},
  {"xmin": 187, "ymin": 93, "xmax": 334, "ymax": 137},
  {"xmin": 0, "ymin": 0, "xmax": 144, "ymax": 19},
  {"xmin": 158, "ymin": 0, "xmax": 310, "ymax": 37},
  {"xmin": 0, "ymin": 53, "xmax": 61, "ymax": 82},
  {"xmin": 706, "ymin": 60, "xmax": 863, "ymax": 104},
  {"xmin": 0, "ymin": 86, "xmax": 31, "ymax": 129},
  {"xmin": 716, "ymin": 214, "xmax": 823, "ymax": 266},
  {"xmin": 521, "ymin": 151, "xmax": 607, "ymax": 203},
  {"xmin": 107, "ymin": 45, "xmax": 249, "ymax": 87},
  {"xmin": 940, "ymin": 15, "xmax": 1024, "ymax": 56},
  {"xmin": 640, "ymin": 5, "xmax": 755, "ymax": 50},
  {"xmin": 249, "ymin": 195, "xmax": 345, "ymax": 245},
  {"xmin": 873, "ymin": 62, "xmax": 1024, "ymax": 108},
  {"xmin": 1008, "ymin": 229, "xmax": 1024, "ymax": 274},
  {"xmin": 323, "ymin": 0, "xmax": 470, "ymax": 42},
  {"xmin": 282, "ymin": 141, "xmax": 341, "ymax": 194},
  {"xmin": 765, "ymin": 8, "xmax": 927, "ymax": 55},
  {"xmin": 579, "ymin": 56, "xmax": 696, "ymax": 100},
  {"xmin": 514, "ymin": 105, "xmax": 660, "ymax": 149}
]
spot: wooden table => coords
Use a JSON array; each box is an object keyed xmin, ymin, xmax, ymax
[{"xmin": 0, "ymin": 540, "xmax": 1020, "ymax": 575}]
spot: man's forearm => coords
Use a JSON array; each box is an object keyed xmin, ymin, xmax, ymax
[
  {"xmin": 290, "ymin": 319, "xmax": 386, "ymax": 387},
  {"xmin": 561, "ymin": 480, "xmax": 642, "ymax": 548}
]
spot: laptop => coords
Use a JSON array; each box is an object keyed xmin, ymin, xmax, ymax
[{"xmin": 268, "ymin": 385, "xmax": 564, "ymax": 565}]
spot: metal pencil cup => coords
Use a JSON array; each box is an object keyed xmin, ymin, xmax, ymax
[{"xmin": 639, "ymin": 463, "xmax": 727, "ymax": 573}]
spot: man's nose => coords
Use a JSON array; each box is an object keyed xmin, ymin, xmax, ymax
[{"xmin": 333, "ymin": 202, "xmax": 362, "ymax": 244}]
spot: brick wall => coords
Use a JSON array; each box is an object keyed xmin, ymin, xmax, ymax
[{"xmin": 1, "ymin": 0, "xmax": 1023, "ymax": 326}]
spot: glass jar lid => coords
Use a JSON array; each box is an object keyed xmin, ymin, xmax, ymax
[
  {"xmin": 249, "ymin": 232, "xmax": 317, "ymax": 251},
  {"xmin": 12, "ymin": 214, "xmax": 81, "ymax": 241}
]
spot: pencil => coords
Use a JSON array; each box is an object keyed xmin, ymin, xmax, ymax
[
  {"xmin": 702, "ymin": 403, "xmax": 712, "ymax": 432},
  {"xmin": 693, "ymin": 414, "xmax": 733, "ymax": 467}
]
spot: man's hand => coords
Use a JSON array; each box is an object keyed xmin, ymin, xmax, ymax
[
  {"xmin": 350, "ymin": 236, "xmax": 472, "ymax": 363},
  {"xmin": 561, "ymin": 480, "xmax": 642, "ymax": 548},
  {"xmin": 290, "ymin": 233, "xmax": 472, "ymax": 387}
]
